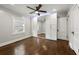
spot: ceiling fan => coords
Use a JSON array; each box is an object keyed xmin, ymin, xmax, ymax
[{"xmin": 26, "ymin": 4, "xmax": 47, "ymax": 15}]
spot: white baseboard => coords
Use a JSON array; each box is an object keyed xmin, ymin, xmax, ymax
[
  {"xmin": 0, "ymin": 35, "xmax": 32, "ymax": 47},
  {"xmin": 74, "ymin": 49, "xmax": 79, "ymax": 55},
  {"xmin": 69, "ymin": 42, "xmax": 79, "ymax": 55},
  {"xmin": 69, "ymin": 42, "xmax": 73, "ymax": 49}
]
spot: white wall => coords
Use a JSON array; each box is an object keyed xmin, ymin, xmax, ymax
[
  {"xmin": 45, "ymin": 13, "xmax": 57, "ymax": 40},
  {"xmin": 0, "ymin": 9, "xmax": 31, "ymax": 44}
]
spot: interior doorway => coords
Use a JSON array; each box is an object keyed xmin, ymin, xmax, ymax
[
  {"xmin": 37, "ymin": 16, "xmax": 46, "ymax": 39},
  {"xmin": 37, "ymin": 12, "xmax": 57, "ymax": 40},
  {"xmin": 57, "ymin": 17, "xmax": 68, "ymax": 40}
]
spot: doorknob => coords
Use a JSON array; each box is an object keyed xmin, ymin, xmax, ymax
[
  {"xmin": 72, "ymin": 32, "xmax": 74, "ymax": 35},
  {"xmin": 57, "ymin": 29, "xmax": 59, "ymax": 32}
]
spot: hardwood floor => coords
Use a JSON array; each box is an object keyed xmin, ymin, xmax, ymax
[{"xmin": 0, "ymin": 35, "xmax": 76, "ymax": 55}]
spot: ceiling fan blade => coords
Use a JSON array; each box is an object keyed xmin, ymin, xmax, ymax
[
  {"xmin": 38, "ymin": 10, "xmax": 47, "ymax": 13},
  {"xmin": 36, "ymin": 4, "xmax": 42, "ymax": 10},
  {"xmin": 27, "ymin": 6, "xmax": 36, "ymax": 10},
  {"xmin": 29, "ymin": 11, "xmax": 35, "ymax": 14}
]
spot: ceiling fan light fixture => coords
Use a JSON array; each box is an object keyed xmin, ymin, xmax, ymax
[{"xmin": 35, "ymin": 11, "xmax": 38, "ymax": 14}]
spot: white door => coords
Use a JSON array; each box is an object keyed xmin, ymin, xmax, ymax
[
  {"xmin": 45, "ymin": 13, "xmax": 57, "ymax": 40},
  {"xmin": 68, "ymin": 5, "xmax": 79, "ymax": 54},
  {"xmin": 73, "ymin": 5, "xmax": 79, "ymax": 54},
  {"xmin": 68, "ymin": 5, "xmax": 75, "ymax": 50},
  {"xmin": 58, "ymin": 17, "xmax": 67, "ymax": 40}
]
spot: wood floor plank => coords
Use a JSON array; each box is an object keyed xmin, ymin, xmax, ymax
[{"xmin": 0, "ymin": 35, "xmax": 76, "ymax": 55}]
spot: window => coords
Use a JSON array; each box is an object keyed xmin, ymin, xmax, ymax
[{"xmin": 12, "ymin": 16, "xmax": 25, "ymax": 34}]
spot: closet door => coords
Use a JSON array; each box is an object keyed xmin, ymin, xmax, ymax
[
  {"xmin": 45, "ymin": 13, "xmax": 57, "ymax": 40},
  {"xmin": 58, "ymin": 17, "xmax": 67, "ymax": 40}
]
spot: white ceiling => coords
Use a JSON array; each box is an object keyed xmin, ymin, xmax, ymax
[{"xmin": 0, "ymin": 4, "xmax": 73, "ymax": 17}]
